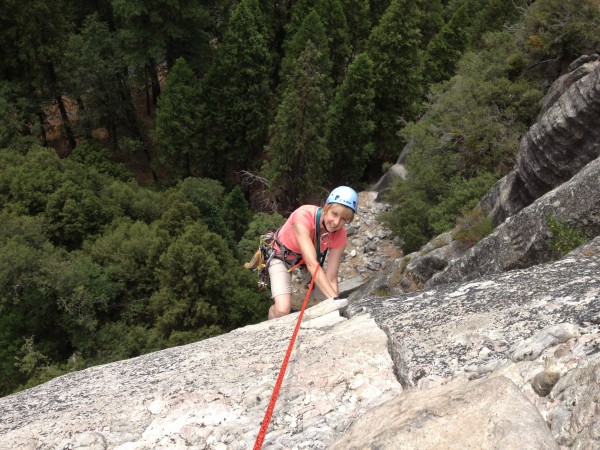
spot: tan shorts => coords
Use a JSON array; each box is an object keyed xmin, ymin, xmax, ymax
[{"xmin": 268, "ymin": 258, "xmax": 292, "ymax": 298}]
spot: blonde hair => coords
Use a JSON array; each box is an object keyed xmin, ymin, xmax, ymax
[{"xmin": 322, "ymin": 202, "xmax": 355, "ymax": 223}]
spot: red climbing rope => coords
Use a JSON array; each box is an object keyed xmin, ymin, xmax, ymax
[{"xmin": 253, "ymin": 264, "xmax": 320, "ymax": 450}]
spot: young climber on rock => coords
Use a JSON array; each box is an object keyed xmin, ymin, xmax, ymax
[{"xmin": 267, "ymin": 186, "xmax": 358, "ymax": 319}]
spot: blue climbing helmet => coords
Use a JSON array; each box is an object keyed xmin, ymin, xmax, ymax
[{"xmin": 326, "ymin": 186, "xmax": 358, "ymax": 213}]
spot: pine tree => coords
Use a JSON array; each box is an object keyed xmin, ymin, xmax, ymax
[
  {"xmin": 366, "ymin": 0, "xmax": 423, "ymax": 168},
  {"xmin": 314, "ymin": 0, "xmax": 352, "ymax": 82},
  {"xmin": 199, "ymin": 0, "xmax": 272, "ymax": 182},
  {"xmin": 153, "ymin": 58, "xmax": 203, "ymax": 178},
  {"xmin": 223, "ymin": 186, "xmax": 254, "ymax": 242},
  {"xmin": 423, "ymin": 3, "xmax": 470, "ymax": 86},
  {"xmin": 60, "ymin": 15, "xmax": 140, "ymax": 151},
  {"xmin": 111, "ymin": 0, "xmax": 211, "ymax": 107},
  {"xmin": 282, "ymin": 1, "xmax": 350, "ymax": 84},
  {"xmin": 338, "ymin": 0, "xmax": 372, "ymax": 53},
  {"xmin": 326, "ymin": 53, "xmax": 375, "ymax": 186},
  {"xmin": 280, "ymin": 10, "xmax": 332, "ymax": 90},
  {"xmin": 266, "ymin": 41, "xmax": 332, "ymax": 210}
]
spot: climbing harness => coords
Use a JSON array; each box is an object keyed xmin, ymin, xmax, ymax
[
  {"xmin": 256, "ymin": 230, "xmax": 277, "ymax": 291},
  {"xmin": 253, "ymin": 264, "xmax": 320, "ymax": 449},
  {"xmin": 252, "ymin": 208, "xmax": 329, "ymax": 290}
]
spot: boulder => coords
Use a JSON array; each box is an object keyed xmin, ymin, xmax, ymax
[{"xmin": 329, "ymin": 376, "xmax": 558, "ymax": 450}]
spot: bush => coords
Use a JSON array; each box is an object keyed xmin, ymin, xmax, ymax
[
  {"xmin": 452, "ymin": 208, "xmax": 494, "ymax": 249},
  {"xmin": 428, "ymin": 173, "xmax": 497, "ymax": 235},
  {"xmin": 546, "ymin": 214, "xmax": 588, "ymax": 258}
]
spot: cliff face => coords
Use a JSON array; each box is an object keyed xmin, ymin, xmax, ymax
[
  {"xmin": 0, "ymin": 239, "xmax": 598, "ymax": 449},
  {"xmin": 481, "ymin": 61, "xmax": 600, "ymax": 226},
  {"xmin": 2, "ymin": 57, "xmax": 600, "ymax": 450}
]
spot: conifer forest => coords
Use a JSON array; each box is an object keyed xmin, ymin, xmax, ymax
[{"xmin": 1, "ymin": 0, "xmax": 599, "ymax": 396}]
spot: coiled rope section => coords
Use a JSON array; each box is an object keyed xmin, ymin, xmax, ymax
[{"xmin": 253, "ymin": 264, "xmax": 320, "ymax": 449}]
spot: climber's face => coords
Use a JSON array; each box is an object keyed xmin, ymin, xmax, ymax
[{"xmin": 322, "ymin": 203, "xmax": 352, "ymax": 232}]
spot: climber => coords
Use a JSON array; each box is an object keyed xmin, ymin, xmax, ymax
[{"xmin": 267, "ymin": 186, "xmax": 358, "ymax": 320}]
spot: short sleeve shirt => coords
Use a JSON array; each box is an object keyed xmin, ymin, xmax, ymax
[{"xmin": 277, "ymin": 205, "xmax": 347, "ymax": 257}]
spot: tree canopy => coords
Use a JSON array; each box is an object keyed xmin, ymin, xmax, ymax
[{"xmin": 1, "ymin": 0, "xmax": 599, "ymax": 396}]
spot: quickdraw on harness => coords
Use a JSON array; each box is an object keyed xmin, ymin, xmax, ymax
[
  {"xmin": 256, "ymin": 230, "xmax": 277, "ymax": 291},
  {"xmin": 253, "ymin": 208, "xmax": 329, "ymax": 291}
]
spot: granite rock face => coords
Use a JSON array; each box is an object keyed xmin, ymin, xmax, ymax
[
  {"xmin": 346, "ymin": 238, "xmax": 600, "ymax": 449},
  {"xmin": 427, "ymin": 156, "xmax": 600, "ymax": 287},
  {"xmin": 0, "ymin": 311, "xmax": 401, "ymax": 450},
  {"xmin": 481, "ymin": 63, "xmax": 600, "ymax": 226},
  {"xmin": 329, "ymin": 376, "xmax": 559, "ymax": 450},
  {"xmin": 1, "ymin": 239, "xmax": 598, "ymax": 449}
]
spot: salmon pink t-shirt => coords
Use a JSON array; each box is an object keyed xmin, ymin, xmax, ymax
[{"xmin": 276, "ymin": 205, "xmax": 347, "ymax": 259}]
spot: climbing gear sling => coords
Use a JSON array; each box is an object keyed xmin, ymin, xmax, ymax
[{"xmin": 252, "ymin": 208, "xmax": 329, "ymax": 290}]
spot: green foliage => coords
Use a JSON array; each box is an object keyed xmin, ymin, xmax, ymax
[
  {"xmin": 366, "ymin": 0, "xmax": 424, "ymax": 164},
  {"xmin": 15, "ymin": 336, "xmax": 49, "ymax": 379},
  {"xmin": 443, "ymin": 0, "xmax": 530, "ymax": 47},
  {"xmin": 85, "ymin": 218, "xmax": 165, "ymax": 322},
  {"xmin": 238, "ymin": 212, "xmax": 286, "ymax": 261},
  {"xmin": 423, "ymin": 3, "xmax": 469, "ymax": 85},
  {"xmin": 199, "ymin": 0, "xmax": 273, "ymax": 179},
  {"xmin": 266, "ymin": 40, "xmax": 332, "ymax": 209},
  {"xmin": 154, "ymin": 58, "xmax": 203, "ymax": 178},
  {"xmin": 381, "ymin": 31, "xmax": 544, "ymax": 251},
  {"xmin": 380, "ymin": 182, "xmax": 432, "ymax": 253},
  {"xmin": 223, "ymin": 186, "xmax": 254, "ymax": 242},
  {"xmin": 92, "ymin": 322, "xmax": 164, "ymax": 362},
  {"xmin": 338, "ymin": 0, "xmax": 372, "ymax": 53},
  {"xmin": 69, "ymin": 141, "xmax": 132, "ymax": 181},
  {"xmin": 149, "ymin": 221, "xmax": 265, "ymax": 341},
  {"xmin": 0, "ymin": 82, "xmax": 41, "ymax": 151},
  {"xmin": 0, "ymin": 145, "xmax": 270, "ymax": 396},
  {"xmin": 546, "ymin": 215, "xmax": 589, "ymax": 258},
  {"xmin": 428, "ymin": 173, "xmax": 497, "ymax": 234},
  {"xmin": 51, "ymin": 252, "xmax": 121, "ymax": 333},
  {"xmin": 326, "ymin": 53, "xmax": 376, "ymax": 185},
  {"xmin": 314, "ymin": 0, "xmax": 352, "ymax": 82},
  {"xmin": 517, "ymin": 0, "xmax": 600, "ymax": 67},
  {"xmin": 103, "ymin": 181, "xmax": 164, "ymax": 223},
  {"xmin": 60, "ymin": 14, "xmax": 139, "ymax": 146},
  {"xmin": 452, "ymin": 208, "xmax": 494, "ymax": 249},
  {"xmin": 280, "ymin": 10, "xmax": 332, "ymax": 89},
  {"xmin": 111, "ymin": 0, "xmax": 211, "ymax": 73},
  {"xmin": 45, "ymin": 181, "xmax": 113, "ymax": 248},
  {"xmin": 174, "ymin": 178, "xmax": 236, "ymax": 248}
]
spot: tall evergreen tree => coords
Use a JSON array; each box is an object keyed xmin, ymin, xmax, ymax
[
  {"xmin": 60, "ymin": 15, "xmax": 141, "ymax": 151},
  {"xmin": 199, "ymin": 0, "xmax": 273, "ymax": 182},
  {"xmin": 280, "ymin": 10, "xmax": 332, "ymax": 90},
  {"xmin": 338, "ymin": 0, "xmax": 372, "ymax": 53},
  {"xmin": 111, "ymin": 0, "xmax": 211, "ymax": 107},
  {"xmin": 423, "ymin": 3, "xmax": 470, "ymax": 86},
  {"xmin": 326, "ymin": 53, "xmax": 375, "ymax": 186},
  {"xmin": 60, "ymin": 15, "xmax": 140, "ymax": 149},
  {"xmin": 257, "ymin": 0, "xmax": 294, "ymax": 88},
  {"xmin": 366, "ymin": 0, "xmax": 423, "ymax": 170},
  {"xmin": 314, "ymin": 0, "xmax": 351, "ymax": 82},
  {"xmin": 282, "ymin": 1, "xmax": 350, "ymax": 83},
  {"xmin": 0, "ymin": 0, "xmax": 78, "ymax": 149},
  {"xmin": 153, "ymin": 58, "xmax": 203, "ymax": 179},
  {"xmin": 266, "ymin": 41, "xmax": 332, "ymax": 211},
  {"xmin": 222, "ymin": 186, "xmax": 254, "ymax": 242}
]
